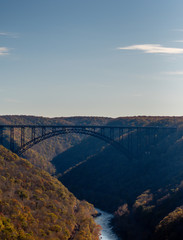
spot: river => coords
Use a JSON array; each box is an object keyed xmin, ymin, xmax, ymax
[{"xmin": 95, "ymin": 209, "xmax": 120, "ymax": 240}]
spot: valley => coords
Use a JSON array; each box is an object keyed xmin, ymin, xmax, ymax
[{"xmin": 1, "ymin": 115, "xmax": 183, "ymax": 240}]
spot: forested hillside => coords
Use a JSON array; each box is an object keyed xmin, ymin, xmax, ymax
[
  {"xmin": 0, "ymin": 145, "xmax": 100, "ymax": 240},
  {"xmin": 52, "ymin": 116, "xmax": 183, "ymax": 240},
  {"xmin": 2, "ymin": 115, "xmax": 183, "ymax": 240}
]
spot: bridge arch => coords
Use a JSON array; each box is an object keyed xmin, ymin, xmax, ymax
[{"xmin": 17, "ymin": 128, "xmax": 132, "ymax": 159}]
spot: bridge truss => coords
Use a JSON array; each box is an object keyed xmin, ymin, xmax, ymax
[{"xmin": 0, "ymin": 125, "xmax": 177, "ymax": 159}]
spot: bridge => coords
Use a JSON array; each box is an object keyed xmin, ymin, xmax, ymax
[{"xmin": 0, "ymin": 125, "xmax": 177, "ymax": 159}]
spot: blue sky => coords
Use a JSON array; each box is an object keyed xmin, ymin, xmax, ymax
[{"xmin": 1, "ymin": 0, "xmax": 183, "ymax": 117}]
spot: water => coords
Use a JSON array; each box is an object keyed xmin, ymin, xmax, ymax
[{"xmin": 95, "ymin": 208, "xmax": 120, "ymax": 240}]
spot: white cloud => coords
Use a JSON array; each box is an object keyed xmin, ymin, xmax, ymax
[
  {"xmin": 163, "ymin": 71, "xmax": 183, "ymax": 75},
  {"xmin": 0, "ymin": 32, "xmax": 19, "ymax": 38},
  {"xmin": 117, "ymin": 44, "xmax": 183, "ymax": 54},
  {"xmin": 0, "ymin": 47, "xmax": 9, "ymax": 56}
]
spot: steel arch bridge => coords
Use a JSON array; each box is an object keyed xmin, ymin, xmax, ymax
[{"xmin": 0, "ymin": 125, "xmax": 177, "ymax": 159}]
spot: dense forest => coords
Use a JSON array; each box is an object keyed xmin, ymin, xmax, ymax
[
  {"xmin": 1, "ymin": 115, "xmax": 183, "ymax": 239},
  {"xmin": 0, "ymin": 145, "xmax": 100, "ymax": 239}
]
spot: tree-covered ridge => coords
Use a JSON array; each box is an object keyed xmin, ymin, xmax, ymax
[
  {"xmin": 155, "ymin": 206, "xmax": 183, "ymax": 240},
  {"xmin": 113, "ymin": 182, "xmax": 183, "ymax": 240},
  {"xmin": 0, "ymin": 145, "xmax": 100, "ymax": 240}
]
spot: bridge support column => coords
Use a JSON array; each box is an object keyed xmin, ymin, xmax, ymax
[
  {"xmin": 137, "ymin": 128, "xmax": 141, "ymax": 155},
  {"xmin": 10, "ymin": 127, "xmax": 14, "ymax": 152},
  {"xmin": 0, "ymin": 127, "xmax": 3, "ymax": 146},
  {"xmin": 101, "ymin": 127, "xmax": 104, "ymax": 136},
  {"xmin": 119, "ymin": 128, "xmax": 124, "ymax": 143},
  {"xmin": 31, "ymin": 127, "xmax": 35, "ymax": 141},
  {"xmin": 110, "ymin": 128, "xmax": 114, "ymax": 140},
  {"xmin": 130, "ymin": 128, "xmax": 133, "ymax": 153},
  {"xmin": 42, "ymin": 127, "xmax": 46, "ymax": 136},
  {"xmin": 21, "ymin": 127, "xmax": 25, "ymax": 148}
]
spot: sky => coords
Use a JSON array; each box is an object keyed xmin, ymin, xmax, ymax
[{"xmin": 1, "ymin": 0, "xmax": 183, "ymax": 117}]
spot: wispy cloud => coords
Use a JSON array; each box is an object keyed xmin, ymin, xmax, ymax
[
  {"xmin": 0, "ymin": 32, "xmax": 19, "ymax": 38},
  {"xmin": 174, "ymin": 40, "xmax": 183, "ymax": 43},
  {"xmin": 0, "ymin": 47, "xmax": 9, "ymax": 56},
  {"xmin": 163, "ymin": 71, "xmax": 183, "ymax": 75},
  {"xmin": 172, "ymin": 29, "xmax": 183, "ymax": 32},
  {"xmin": 4, "ymin": 98, "xmax": 20, "ymax": 103},
  {"xmin": 117, "ymin": 44, "xmax": 183, "ymax": 54},
  {"xmin": 132, "ymin": 93, "xmax": 142, "ymax": 97}
]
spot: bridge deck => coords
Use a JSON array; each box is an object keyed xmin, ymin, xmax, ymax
[{"xmin": 0, "ymin": 125, "xmax": 177, "ymax": 129}]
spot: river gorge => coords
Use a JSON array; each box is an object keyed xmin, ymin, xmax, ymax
[{"xmin": 95, "ymin": 209, "xmax": 120, "ymax": 240}]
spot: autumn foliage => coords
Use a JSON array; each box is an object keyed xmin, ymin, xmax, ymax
[{"xmin": 0, "ymin": 146, "xmax": 100, "ymax": 240}]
